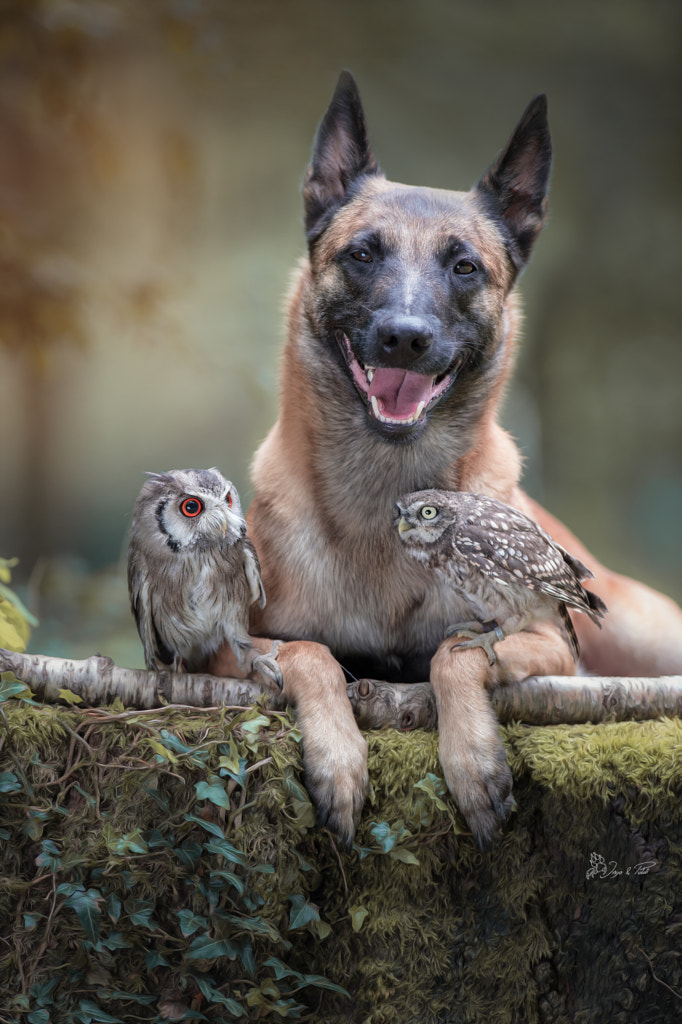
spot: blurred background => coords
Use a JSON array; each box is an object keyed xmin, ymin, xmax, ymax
[{"xmin": 0, "ymin": 0, "xmax": 680, "ymax": 667}]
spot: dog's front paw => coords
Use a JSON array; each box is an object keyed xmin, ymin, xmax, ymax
[
  {"xmin": 430, "ymin": 642, "xmax": 514, "ymax": 848},
  {"xmin": 303, "ymin": 727, "xmax": 369, "ymax": 851},
  {"xmin": 440, "ymin": 737, "xmax": 513, "ymax": 849}
]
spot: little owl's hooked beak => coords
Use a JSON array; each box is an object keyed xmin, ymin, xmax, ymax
[{"xmin": 397, "ymin": 515, "xmax": 412, "ymax": 536}]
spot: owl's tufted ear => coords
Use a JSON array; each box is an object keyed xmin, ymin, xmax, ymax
[
  {"xmin": 303, "ymin": 71, "xmax": 383, "ymax": 245},
  {"xmin": 144, "ymin": 471, "xmax": 176, "ymax": 485}
]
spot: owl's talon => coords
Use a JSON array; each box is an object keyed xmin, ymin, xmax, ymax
[
  {"xmin": 449, "ymin": 626, "xmax": 505, "ymax": 667},
  {"xmin": 250, "ymin": 641, "xmax": 283, "ymax": 690}
]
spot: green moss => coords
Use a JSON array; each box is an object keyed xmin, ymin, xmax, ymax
[{"xmin": 0, "ymin": 701, "xmax": 680, "ymax": 1023}]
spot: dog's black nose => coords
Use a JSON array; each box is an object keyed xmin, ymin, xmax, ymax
[{"xmin": 376, "ymin": 316, "xmax": 433, "ymax": 364}]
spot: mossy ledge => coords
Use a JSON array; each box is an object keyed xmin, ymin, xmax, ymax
[{"xmin": 1, "ymin": 696, "xmax": 680, "ymax": 1023}]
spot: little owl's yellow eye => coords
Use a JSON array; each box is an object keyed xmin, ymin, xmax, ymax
[{"xmin": 420, "ymin": 506, "xmax": 438, "ymax": 520}]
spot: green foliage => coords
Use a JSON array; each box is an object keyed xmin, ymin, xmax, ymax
[
  {"xmin": 0, "ymin": 695, "xmax": 681, "ymax": 1023},
  {"xmin": 0, "ymin": 557, "xmax": 38, "ymax": 652},
  {"xmin": 0, "ymin": 701, "xmax": 352, "ymax": 1021}
]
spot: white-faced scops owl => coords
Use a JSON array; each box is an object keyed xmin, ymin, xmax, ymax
[
  {"xmin": 128, "ymin": 468, "xmax": 281, "ymax": 687},
  {"xmin": 396, "ymin": 489, "xmax": 607, "ymax": 664}
]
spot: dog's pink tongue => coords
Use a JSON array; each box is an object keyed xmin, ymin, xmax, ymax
[{"xmin": 368, "ymin": 369, "xmax": 434, "ymax": 418}]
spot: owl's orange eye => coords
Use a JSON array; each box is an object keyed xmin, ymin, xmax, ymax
[
  {"xmin": 226, "ymin": 492, "xmax": 233, "ymax": 508},
  {"xmin": 181, "ymin": 497, "xmax": 203, "ymax": 517}
]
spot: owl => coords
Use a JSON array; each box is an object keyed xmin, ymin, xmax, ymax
[
  {"xmin": 128, "ymin": 468, "xmax": 281, "ymax": 688},
  {"xmin": 395, "ymin": 489, "xmax": 607, "ymax": 664}
]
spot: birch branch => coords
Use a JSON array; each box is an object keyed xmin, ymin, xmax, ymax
[{"xmin": 1, "ymin": 648, "xmax": 681, "ymax": 728}]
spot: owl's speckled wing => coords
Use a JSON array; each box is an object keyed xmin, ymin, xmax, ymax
[
  {"xmin": 127, "ymin": 544, "xmax": 173, "ymax": 668},
  {"xmin": 243, "ymin": 536, "xmax": 266, "ymax": 610},
  {"xmin": 453, "ymin": 496, "xmax": 594, "ymax": 613}
]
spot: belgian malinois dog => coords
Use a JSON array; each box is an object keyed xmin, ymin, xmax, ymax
[{"xmin": 211, "ymin": 72, "xmax": 682, "ymax": 848}]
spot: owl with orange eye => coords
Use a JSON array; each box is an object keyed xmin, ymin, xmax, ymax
[{"xmin": 127, "ymin": 468, "xmax": 281, "ymax": 688}]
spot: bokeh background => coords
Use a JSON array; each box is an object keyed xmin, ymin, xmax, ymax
[{"xmin": 1, "ymin": 0, "xmax": 680, "ymax": 667}]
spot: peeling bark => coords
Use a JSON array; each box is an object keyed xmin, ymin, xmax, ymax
[{"xmin": 1, "ymin": 648, "xmax": 681, "ymax": 728}]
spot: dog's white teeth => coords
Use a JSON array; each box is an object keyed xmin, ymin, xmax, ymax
[
  {"xmin": 366, "ymin": 367, "xmax": 375, "ymax": 383},
  {"xmin": 369, "ymin": 395, "xmax": 426, "ymax": 426}
]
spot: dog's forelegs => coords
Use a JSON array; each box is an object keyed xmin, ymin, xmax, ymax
[
  {"xmin": 210, "ymin": 638, "xmax": 368, "ymax": 849},
  {"xmin": 274, "ymin": 640, "xmax": 368, "ymax": 849},
  {"xmin": 430, "ymin": 621, "xmax": 575, "ymax": 848}
]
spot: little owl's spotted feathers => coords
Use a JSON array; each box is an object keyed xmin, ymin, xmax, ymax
[{"xmin": 396, "ymin": 489, "xmax": 607, "ymax": 662}]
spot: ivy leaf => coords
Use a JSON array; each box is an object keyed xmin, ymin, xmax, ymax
[
  {"xmin": 0, "ymin": 673, "xmax": 30, "ymax": 702},
  {"xmin": 368, "ymin": 821, "xmax": 398, "ymax": 853},
  {"xmin": 36, "ymin": 839, "xmax": 62, "ymax": 872},
  {"xmin": 103, "ymin": 824, "xmax": 148, "ymax": 855},
  {"xmin": 414, "ymin": 773, "xmax": 450, "ymax": 811},
  {"xmin": 106, "ymin": 894, "xmax": 121, "ymax": 922},
  {"xmin": 76, "ymin": 1001, "xmax": 123, "ymax": 1023},
  {"xmin": 30, "ymin": 978, "xmax": 58, "ymax": 1005},
  {"xmin": 312, "ymin": 918, "xmax": 332, "ymax": 940},
  {"xmin": 389, "ymin": 847, "xmax": 420, "ymax": 865},
  {"xmin": 64, "ymin": 888, "xmax": 102, "ymax": 943},
  {"xmin": 176, "ymin": 909, "xmax": 208, "ymax": 937},
  {"xmin": 0, "ymin": 770, "xmax": 22, "ymax": 794},
  {"xmin": 283, "ymin": 770, "xmax": 316, "ymax": 829},
  {"xmin": 414, "ymin": 773, "xmax": 464, "ymax": 831},
  {"xmin": 146, "ymin": 738, "xmax": 179, "ymax": 765},
  {"xmin": 294, "ymin": 973, "xmax": 350, "ymax": 996},
  {"xmin": 288, "ymin": 894, "xmax": 320, "ymax": 931},
  {"xmin": 27, "ymin": 1012, "xmax": 50, "ymax": 1024},
  {"xmin": 349, "ymin": 905, "xmax": 369, "ymax": 932},
  {"xmin": 209, "ymin": 869, "xmax": 245, "ymax": 895},
  {"xmin": 195, "ymin": 778, "xmax": 231, "ymax": 810},
  {"xmin": 58, "ymin": 688, "xmax": 84, "ymax": 705},
  {"xmin": 203, "ymin": 836, "xmax": 246, "ymax": 865},
  {"xmin": 184, "ymin": 812, "xmax": 224, "ymax": 839},
  {"xmin": 191, "ymin": 977, "xmax": 246, "ymax": 1016},
  {"xmin": 101, "ymin": 932, "xmax": 132, "ymax": 950},
  {"xmin": 219, "ymin": 756, "xmax": 248, "ymax": 788},
  {"xmin": 217, "ymin": 738, "xmax": 240, "ymax": 776},
  {"xmin": 128, "ymin": 902, "xmax": 159, "ymax": 930},
  {"xmin": 145, "ymin": 950, "xmax": 170, "ymax": 969},
  {"xmin": 239, "ymin": 713, "xmax": 270, "ymax": 736},
  {"xmin": 185, "ymin": 935, "xmax": 239, "ymax": 960}
]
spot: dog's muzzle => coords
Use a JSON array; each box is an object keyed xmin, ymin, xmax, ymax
[{"xmin": 336, "ymin": 330, "xmax": 466, "ymax": 430}]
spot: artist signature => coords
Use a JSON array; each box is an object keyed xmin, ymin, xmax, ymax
[{"xmin": 586, "ymin": 852, "xmax": 657, "ymax": 880}]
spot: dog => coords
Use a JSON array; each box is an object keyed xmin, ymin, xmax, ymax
[{"xmin": 210, "ymin": 72, "xmax": 682, "ymax": 848}]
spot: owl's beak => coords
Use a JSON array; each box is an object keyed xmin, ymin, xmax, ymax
[
  {"xmin": 216, "ymin": 511, "xmax": 230, "ymax": 537},
  {"xmin": 397, "ymin": 516, "xmax": 412, "ymax": 535}
]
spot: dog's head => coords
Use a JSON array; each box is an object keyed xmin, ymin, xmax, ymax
[{"xmin": 301, "ymin": 72, "xmax": 551, "ymax": 441}]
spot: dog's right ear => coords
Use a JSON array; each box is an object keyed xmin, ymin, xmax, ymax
[
  {"xmin": 303, "ymin": 71, "xmax": 382, "ymax": 244},
  {"xmin": 475, "ymin": 94, "xmax": 552, "ymax": 269}
]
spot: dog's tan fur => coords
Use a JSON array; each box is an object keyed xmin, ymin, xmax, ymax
[{"xmin": 210, "ymin": 75, "xmax": 682, "ymax": 847}]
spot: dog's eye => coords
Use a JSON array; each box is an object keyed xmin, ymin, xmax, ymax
[
  {"xmin": 420, "ymin": 506, "xmax": 439, "ymax": 520},
  {"xmin": 454, "ymin": 259, "xmax": 477, "ymax": 275},
  {"xmin": 351, "ymin": 250, "xmax": 373, "ymax": 263}
]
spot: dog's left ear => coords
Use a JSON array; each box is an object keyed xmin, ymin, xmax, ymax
[
  {"xmin": 476, "ymin": 95, "xmax": 552, "ymax": 268},
  {"xmin": 303, "ymin": 71, "xmax": 382, "ymax": 244}
]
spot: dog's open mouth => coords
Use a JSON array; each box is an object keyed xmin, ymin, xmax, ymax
[{"xmin": 337, "ymin": 332, "xmax": 465, "ymax": 427}]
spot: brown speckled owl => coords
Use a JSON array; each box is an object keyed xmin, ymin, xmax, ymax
[
  {"xmin": 396, "ymin": 489, "xmax": 607, "ymax": 664},
  {"xmin": 128, "ymin": 468, "xmax": 281, "ymax": 687}
]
